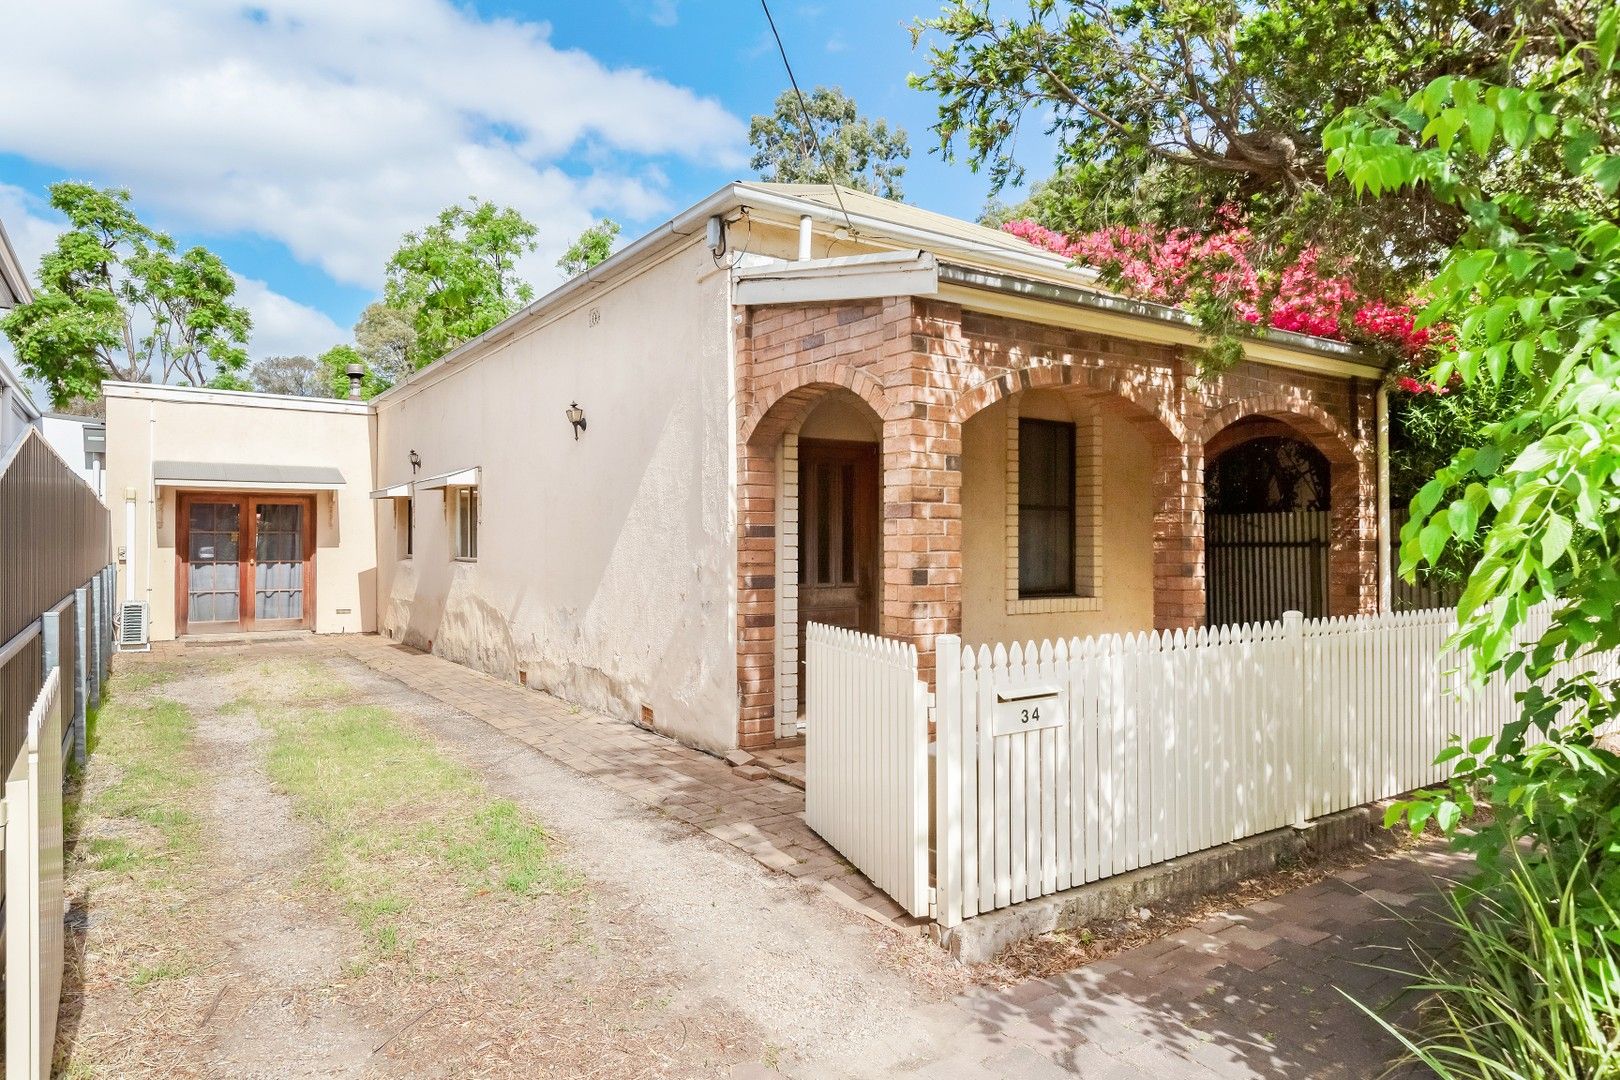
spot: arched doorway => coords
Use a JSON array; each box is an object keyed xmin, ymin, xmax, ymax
[
  {"xmin": 1204, "ymin": 431, "xmax": 1332, "ymax": 625},
  {"xmin": 793, "ymin": 396, "xmax": 882, "ymax": 693}
]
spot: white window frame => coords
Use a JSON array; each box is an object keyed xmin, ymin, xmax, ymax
[{"xmin": 453, "ymin": 486, "xmax": 479, "ymax": 561}]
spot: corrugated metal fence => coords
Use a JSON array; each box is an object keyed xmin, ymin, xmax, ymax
[{"xmin": 0, "ymin": 428, "xmax": 113, "ymax": 1080}]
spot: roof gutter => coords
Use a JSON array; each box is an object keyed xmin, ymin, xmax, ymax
[
  {"xmin": 935, "ymin": 262, "xmax": 1379, "ymax": 370},
  {"xmin": 734, "ymin": 184, "xmax": 1104, "ymax": 287}
]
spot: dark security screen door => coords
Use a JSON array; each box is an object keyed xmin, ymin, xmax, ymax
[{"xmin": 179, "ymin": 493, "xmax": 314, "ymax": 634}]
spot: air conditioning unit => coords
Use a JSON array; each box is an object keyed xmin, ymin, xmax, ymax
[{"xmin": 118, "ymin": 602, "xmax": 150, "ymax": 652}]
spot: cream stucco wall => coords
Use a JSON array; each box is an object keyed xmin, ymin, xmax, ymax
[
  {"xmin": 371, "ymin": 238, "xmax": 738, "ymax": 753},
  {"xmin": 103, "ymin": 384, "xmax": 377, "ymax": 641},
  {"xmin": 961, "ymin": 390, "xmax": 1156, "ymax": 647}
]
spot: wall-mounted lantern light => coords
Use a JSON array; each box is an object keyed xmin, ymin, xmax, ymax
[
  {"xmin": 565, "ymin": 402, "xmax": 587, "ymax": 440},
  {"xmin": 409, "ymin": 449, "xmax": 421, "ymax": 473}
]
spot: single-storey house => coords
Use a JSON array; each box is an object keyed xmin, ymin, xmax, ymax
[{"xmin": 106, "ymin": 183, "xmax": 1391, "ymax": 754}]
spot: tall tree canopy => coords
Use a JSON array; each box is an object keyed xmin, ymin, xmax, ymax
[
  {"xmin": 383, "ymin": 198, "xmax": 538, "ymax": 367},
  {"xmin": 248, "ymin": 354, "xmax": 324, "ymax": 396},
  {"xmin": 557, "ymin": 219, "xmax": 620, "ymax": 278},
  {"xmin": 352, "ymin": 300, "xmax": 416, "ymax": 386},
  {"xmin": 0, "ymin": 181, "xmax": 251, "ymax": 407},
  {"xmin": 749, "ymin": 86, "xmax": 911, "ymax": 200},
  {"xmin": 913, "ymin": 0, "xmax": 1594, "ymax": 290}
]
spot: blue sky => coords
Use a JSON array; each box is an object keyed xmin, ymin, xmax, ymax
[{"xmin": 0, "ymin": 1, "xmax": 1042, "ymax": 366}]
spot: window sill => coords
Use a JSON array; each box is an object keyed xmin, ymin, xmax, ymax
[
  {"xmin": 1006, "ymin": 595, "xmax": 1102, "ymax": 615},
  {"xmin": 452, "ymin": 556, "xmax": 478, "ymax": 563}
]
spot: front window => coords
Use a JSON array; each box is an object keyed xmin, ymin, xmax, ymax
[
  {"xmin": 1018, "ymin": 418, "xmax": 1076, "ymax": 597},
  {"xmin": 454, "ymin": 487, "xmax": 479, "ymax": 560}
]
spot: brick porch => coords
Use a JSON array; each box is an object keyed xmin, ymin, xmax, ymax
[{"xmin": 735, "ymin": 296, "xmax": 1380, "ymax": 751}]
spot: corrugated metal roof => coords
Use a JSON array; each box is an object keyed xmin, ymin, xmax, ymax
[{"xmin": 734, "ymin": 182, "xmax": 1110, "ymax": 291}]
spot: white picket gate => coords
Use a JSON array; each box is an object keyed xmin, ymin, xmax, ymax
[
  {"xmin": 803, "ymin": 623, "xmax": 931, "ymax": 918},
  {"xmin": 5, "ymin": 666, "xmax": 66, "ymax": 1080}
]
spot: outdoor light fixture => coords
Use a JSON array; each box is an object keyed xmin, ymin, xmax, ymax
[
  {"xmin": 565, "ymin": 402, "xmax": 587, "ymax": 440},
  {"xmin": 409, "ymin": 449, "xmax": 421, "ymax": 473}
]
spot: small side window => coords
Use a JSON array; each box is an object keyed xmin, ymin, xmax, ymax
[
  {"xmin": 398, "ymin": 498, "xmax": 414, "ymax": 559},
  {"xmin": 454, "ymin": 487, "xmax": 479, "ymax": 560}
]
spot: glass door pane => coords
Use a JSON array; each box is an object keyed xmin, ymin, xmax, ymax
[
  {"xmin": 254, "ymin": 502, "xmax": 305, "ymax": 623},
  {"xmin": 187, "ymin": 501, "xmax": 241, "ymax": 626}
]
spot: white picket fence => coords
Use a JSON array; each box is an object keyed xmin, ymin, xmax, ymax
[
  {"xmin": 5, "ymin": 667, "xmax": 65, "ymax": 1080},
  {"xmin": 930, "ymin": 606, "xmax": 1565, "ymax": 927},
  {"xmin": 804, "ymin": 623, "xmax": 931, "ymax": 918}
]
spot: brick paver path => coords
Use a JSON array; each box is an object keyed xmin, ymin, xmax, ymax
[
  {"xmin": 910, "ymin": 843, "xmax": 1465, "ymax": 1078},
  {"xmin": 327, "ymin": 634, "xmax": 916, "ymax": 925}
]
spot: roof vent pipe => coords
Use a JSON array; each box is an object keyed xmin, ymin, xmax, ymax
[
  {"xmin": 797, "ymin": 214, "xmax": 813, "ymax": 261},
  {"xmin": 345, "ymin": 363, "xmax": 365, "ymax": 400}
]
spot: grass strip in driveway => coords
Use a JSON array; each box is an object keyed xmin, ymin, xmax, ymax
[
  {"xmin": 70, "ymin": 674, "xmax": 200, "ymax": 886},
  {"xmin": 261, "ymin": 695, "xmax": 577, "ymax": 961}
]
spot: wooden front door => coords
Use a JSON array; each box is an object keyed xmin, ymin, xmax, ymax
[
  {"xmin": 178, "ymin": 493, "xmax": 316, "ymax": 635},
  {"xmin": 797, "ymin": 439, "xmax": 880, "ymax": 687}
]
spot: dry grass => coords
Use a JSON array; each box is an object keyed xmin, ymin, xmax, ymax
[
  {"xmin": 56, "ymin": 656, "xmax": 226, "ymax": 1079},
  {"xmin": 60, "ymin": 648, "xmax": 757, "ymax": 1078}
]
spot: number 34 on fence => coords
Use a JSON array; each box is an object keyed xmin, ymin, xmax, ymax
[{"xmin": 992, "ymin": 687, "xmax": 1066, "ymax": 737}]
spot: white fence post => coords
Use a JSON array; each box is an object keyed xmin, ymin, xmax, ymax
[
  {"xmin": 5, "ymin": 667, "xmax": 65, "ymax": 1080},
  {"xmin": 1283, "ymin": 610, "xmax": 1310, "ymax": 829},
  {"xmin": 935, "ymin": 634, "xmax": 962, "ymax": 927}
]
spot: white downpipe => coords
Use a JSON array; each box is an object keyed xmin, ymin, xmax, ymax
[
  {"xmin": 123, "ymin": 491, "xmax": 137, "ymax": 602},
  {"xmin": 797, "ymin": 214, "xmax": 813, "ymax": 261},
  {"xmin": 1376, "ymin": 384, "xmax": 1392, "ymax": 613}
]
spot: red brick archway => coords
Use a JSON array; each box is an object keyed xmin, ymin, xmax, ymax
[
  {"xmin": 737, "ymin": 379, "xmax": 893, "ymax": 750},
  {"xmin": 1199, "ymin": 396, "xmax": 1375, "ymax": 618}
]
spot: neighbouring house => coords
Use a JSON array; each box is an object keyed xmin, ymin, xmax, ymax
[
  {"xmin": 0, "ymin": 214, "xmax": 43, "ymax": 451},
  {"xmin": 105, "ymin": 183, "xmax": 1391, "ymax": 755},
  {"xmin": 40, "ymin": 413, "xmax": 107, "ymax": 498},
  {"xmin": 103, "ymin": 383, "xmax": 376, "ymax": 637}
]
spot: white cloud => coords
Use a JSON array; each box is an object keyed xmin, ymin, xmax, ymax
[
  {"xmin": 0, "ymin": 183, "xmax": 60, "ymax": 285},
  {"xmin": 0, "ymin": 183, "xmax": 350, "ymax": 369},
  {"xmin": 230, "ymin": 274, "xmax": 344, "ymax": 361},
  {"xmin": 647, "ymin": 1, "xmax": 679, "ymax": 27},
  {"xmin": 0, "ymin": 0, "xmax": 747, "ymax": 288}
]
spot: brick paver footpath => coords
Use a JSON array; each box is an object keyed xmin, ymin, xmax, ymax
[
  {"xmin": 910, "ymin": 844, "xmax": 1465, "ymax": 1078},
  {"xmin": 312, "ymin": 633, "xmax": 1461, "ymax": 1078},
  {"xmin": 329, "ymin": 634, "xmax": 916, "ymax": 926}
]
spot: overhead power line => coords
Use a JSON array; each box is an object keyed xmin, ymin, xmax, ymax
[{"xmin": 759, "ymin": 0, "xmax": 855, "ymax": 236}]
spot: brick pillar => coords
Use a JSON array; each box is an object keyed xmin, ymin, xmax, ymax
[
  {"xmin": 880, "ymin": 408, "xmax": 962, "ymax": 687},
  {"xmin": 1152, "ymin": 437, "xmax": 1205, "ymax": 630},
  {"xmin": 736, "ymin": 440, "xmax": 778, "ymax": 749},
  {"xmin": 1328, "ymin": 452, "xmax": 1379, "ymax": 616}
]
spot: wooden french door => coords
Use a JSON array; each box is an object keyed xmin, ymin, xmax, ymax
[
  {"xmin": 797, "ymin": 439, "xmax": 880, "ymax": 689},
  {"xmin": 178, "ymin": 493, "xmax": 315, "ymax": 635}
]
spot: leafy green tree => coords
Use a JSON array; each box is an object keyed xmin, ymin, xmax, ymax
[
  {"xmin": 557, "ymin": 218, "xmax": 621, "ymax": 278},
  {"xmin": 383, "ymin": 198, "xmax": 538, "ymax": 367},
  {"xmin": 318, "ymin": 343, "xmax": 390, "ymax": 400},
  {"xmin": 0, "ymin": 182, "xmax": 251, "ymax": 407},
  {"xmin": 1328, "ymin": 11, "xmax": 1620, "ymax": 1063},
  {"xmin": 353, "ymin": 300, "xmax": 416, "ymax": 385},
  {"xmin": 913, "ymin": 0, "xmax": 1588, "ymax": 291},
  {"xmin": 749, "ymin": 86, "xmax": 911, "ymax": 200},
  {"xmin": 248, "ymin": 353, "xmax": 324, "ymax": 396}
]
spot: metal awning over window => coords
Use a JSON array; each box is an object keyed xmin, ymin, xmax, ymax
[
  {"xmin": 368, "ymin": 482, "xmax": 412, "ymax": 500},
  {"xmin": 415, "ymin": 467, "xmax": 479, "ymax": 490},
  {"xmin": 153, "ymin": 460, "xmax": 346, "ymax": 492}
]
